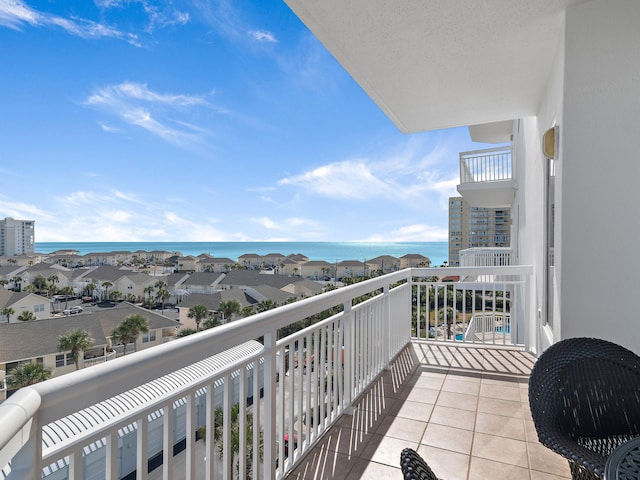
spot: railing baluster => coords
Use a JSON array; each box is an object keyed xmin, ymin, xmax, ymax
[
  {"xmin": 136, "ymin": 415, "xmax": 149, "ymax": 480},
  {"xmin": 162, "ymin": 403, "xmax": 174, "ymax": 480}
]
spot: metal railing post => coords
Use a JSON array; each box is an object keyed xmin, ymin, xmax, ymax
[
  {"xmin": 262, "ymin": 330, "xmax": 277, "ymax": 480},
  {"xmin": 383, "ymin": 284, "xmax": 391, "ymax": 370},
  {"xmin": 342, "ymin": 301, "xmax": 354, "ymax": 414}
]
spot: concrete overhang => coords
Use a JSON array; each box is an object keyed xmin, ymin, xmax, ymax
[{"xmin": 285, "ymin": 0, "xmax": 587, "ymax": 133}]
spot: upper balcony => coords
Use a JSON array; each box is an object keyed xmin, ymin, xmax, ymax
[
  {"xmin": 457, "ymin": 147, "xmax": 515, "ymax": 208},
  {"xmin": 1, "ymin": 265, "xmax": 546, "ymax": 480}
]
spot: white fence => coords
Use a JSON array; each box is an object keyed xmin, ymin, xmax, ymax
[{"xmin": 0, "ymin": 266, "xmax": 530, "ymax": 480}]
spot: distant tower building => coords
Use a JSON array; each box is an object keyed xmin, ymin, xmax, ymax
[
  {"xmin": 448, "ymin": 198, "xmax": 510, "ymax": 266},
  {"xmin": 0, "ymin": 217, "xmax": 35, "ymax": 256}
]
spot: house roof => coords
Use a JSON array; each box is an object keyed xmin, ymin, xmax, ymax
[
  {"xmin": 179, "ymin": 272, "xmax": 222, "ymax": 287},
  {"xmin": 180, "ymin": 289, "xmax": 256, "ymax": 310},
  {"xmin": 284, "ymin": 0, "xmax": 585, "ymax": 133},
  {"xmin": 0, "ymin": 303, "xmax": 179, "ymax": 363},
  {"xmin": 0, "ymin": 288, "xmax": 34, "ymax": 309},
  {"xmin": 219, "ymin": 270, "xmax": 304, "ymax": 289}
]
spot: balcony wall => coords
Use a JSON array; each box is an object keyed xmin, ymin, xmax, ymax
[
  {"xmin": 457, "ymin": 146, "xmax": 515, "ymax": 208},
  {"xmin": 0, "ymin": 266, "xmax": 532, "ymax": 480}
]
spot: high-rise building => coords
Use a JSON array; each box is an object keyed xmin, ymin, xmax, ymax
[
  {"xmin": 448, "ymin": 197, "xmax": 510, "ymax": 266},
  {"xmin": 0, "ymin": 217, "xmax": 35, "ymax": 256}
]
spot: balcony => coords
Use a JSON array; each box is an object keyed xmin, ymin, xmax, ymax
[
  {"xmin": 1, "ymin": 266, "xmax": 547, "ymax": 480},
  {"xmin": 457, "ymin": 147, "xmax": 515, "ymax": 208},
  {"xmin": 459, "ymin": 248, "xmax": 511, "ymax": 267}
]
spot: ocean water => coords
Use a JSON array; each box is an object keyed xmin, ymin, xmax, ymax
[{"xmin": 35, "ymin": 241, "xmax": 449, "ymax": 266}]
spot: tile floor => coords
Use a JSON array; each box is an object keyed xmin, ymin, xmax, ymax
[{"xmin": 286, "ymin": 341, "xmax": 572, "ymax": 480}]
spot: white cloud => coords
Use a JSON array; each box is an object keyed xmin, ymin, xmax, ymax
[
  {"xmin": 0, "ymin": 0, "xmax": 140, "ymax": 45},
  {"xmin": 85, "ymin": 82, "xmax": 213, "ymax": 147},
  {"xmin": 362, "ymin": 224, "xmax": 449, "ymax": 242},
  {"xmin": 249, "ymin": 30, "xmax": 276, "ymax": 43},
  {"xmin": 278, "ymin": 160, "xmax": 392, "ymax": 200}
]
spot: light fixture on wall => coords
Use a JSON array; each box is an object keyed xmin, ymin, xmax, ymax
[{"xmin": 543, "ymin": 126, "xmax": 559, "ymax": 160}]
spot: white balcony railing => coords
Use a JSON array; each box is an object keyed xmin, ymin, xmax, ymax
[
  {"xmin": 459, "ymin": 146, "xmax": 512, "ymax": 184},
  {"xmin": 0, "ymin": 266, "xmax": 531, "ymax": 480},
  {"xmin": 459, "ymin": 247, "xmax": 512, "ymax": 267}
]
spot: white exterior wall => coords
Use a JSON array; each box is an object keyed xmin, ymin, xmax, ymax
[
  {"xmin": 513, "ymin": 16, "xmax": 566, "ymax": 354},
  {"xmin": 558, "ymin": 0, "xmax": 640, "ymax": 352}
]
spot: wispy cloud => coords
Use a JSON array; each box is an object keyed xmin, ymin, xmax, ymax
[
  {"xmin": 85, "ymin": 82, "xmax": 214, "ymax": 147},
  {"xmin": 277, "ymin": 142, "xmax": 460, "ymax": 203},
  {"xmin": 249, "ymin": 30, "xmax": 276, "ymax": 43},
  {"xmin": 278, "ymin": 160, "xmax": 393, "ymax": 200},
  {"xmin": 0, "ymin": 0, "xmax": 140, "ymax": 45},
  {"xmin": 362, "ymin": 224, "xmax": 449, "ymax": 242}
]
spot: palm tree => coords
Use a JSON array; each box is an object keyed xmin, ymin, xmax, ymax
[
  {"xmin": 187, "ymin": 304, "xmax": 209, "ymax": 331},
  {"xmin": 57, "ymin": 329, "xmax": 94, "ymax": 370},
  {"xmin": 17, "ymin": 311, "xmax": 36, "ymax": 322},
  {"xmin": 218, "ymin": 300, "xmax": 242, "ymax": 322},
  {"xmin": 101, "ymin": 281, "xmax": 113, "ymax": 301},
  {"xmin": 6, "ymin": 363, "xmax": 52, "ymax": 390},
  {"xmin": 1, "ymin": 307, "xmax": 15, "ymax": 323},
  {"xmin": 32, "ymin": 274, "xmax": 48, "ymax": 294},
  {"xmin": 47, "ymin": 274, "xmax": 59, "ymax": 297},
  {"xmin": 59, "ymin": 286, "xmax": 75, "ymax": 311},
  {"xmin": 143, "ymin": 284, "xmax": 154, "ymax": 296},
  {"xmin": 256, "ymin": 299, "xmax": 277, "ymax": 313},
  {"xmin": 111, "ymin": 314, "xmax": 149, "ymax": 355},
  {"xmin": 212, "ymin": 403, "xmax": 263, "ymax": 479},
  {"xmin": 84, "ymin": 282, "xmax": 97, "ymax": 299},
  {"xmin": 0, "ymin": 279, "xmax": 8, "ymax": 289},
  {"xmin": 109, "ymin": 290, "xmax": 123, "ymax": 302},
  {"xmin": 156, "ymin": 288, "xmax": 171, "ymax": 314},
  {"xmin": 10, "ymin": 275, "xmax": 22, "ymax": 291}
]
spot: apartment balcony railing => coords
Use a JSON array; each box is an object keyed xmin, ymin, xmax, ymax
[
  {"xmin": 457, "ymin": 146, "xmax": 515, "ymax": 208},
  {"xmin": 459, "ymin": 247, "xmax": 512, "ymax": 267},
  {"xmin": 0, "ymin": 266, "xmax": 532, "ymax": 480}
]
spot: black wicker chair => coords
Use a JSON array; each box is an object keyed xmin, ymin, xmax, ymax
[
  {"xmin": 529, "ymin": 337, "xmax": 640, "ymax": 480},
  {"xmin": 400, "ymin": 448, "xmax": 440, "ymax": 480}
]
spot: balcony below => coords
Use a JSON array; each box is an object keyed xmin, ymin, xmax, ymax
[{"xmin": 457, "ymin": 147, "xmax": 515, "ymax": 208}]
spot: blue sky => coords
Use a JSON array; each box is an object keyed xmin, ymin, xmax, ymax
[{"xmin": 1, "ymin": 0, "xmax": 494, "ymax": 243}]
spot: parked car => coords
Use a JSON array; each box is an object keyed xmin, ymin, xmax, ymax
[{"xmin": 63, "ymin": 306, "xmax": 83, "ymax": 315}]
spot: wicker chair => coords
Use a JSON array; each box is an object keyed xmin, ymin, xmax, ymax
[
  {"xmin": 400, "ymin": 448, "xmax": 439, "ymax": 480},
  {"xmin": 528, "ymin": 337, "xmax": 640, "ymax": 480}
]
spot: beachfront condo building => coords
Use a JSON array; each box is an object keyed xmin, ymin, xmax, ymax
[
  {"xmin": 0, "ymin": 217, "xmax": 35, "ymax": 256},
  {"xmin": 2, "ymin": 1, "xmax": 639, "ymax": 479},
  {"xmin": 448, "ymin": 197, "xmax": 511, "ymax": 266}
]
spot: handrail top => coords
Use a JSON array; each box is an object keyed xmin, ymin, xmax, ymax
[{"xmin": 459, "ymin": 145, "xmax": 512, "ymax": 157}]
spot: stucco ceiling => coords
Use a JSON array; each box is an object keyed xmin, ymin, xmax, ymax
[{"xmin": 285, "ymin": 0, "xmax": 587, "ymax": 133}]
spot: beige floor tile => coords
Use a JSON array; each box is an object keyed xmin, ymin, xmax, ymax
[
  {"xmin": 435, "ymin": 390, "xmax": 479, "ymax": 411},
  {"xmin": 442, "ymin": 377, "xmax": 481, "ymax": 395},
  {"xmin": 429, "ymin": 405, "xmax": 477, "ymax": 431},
  {"xmin": 346, "ymin": 458, "xmax": 401, "ymax": 479},
  {"xmin": 360, "ymin": 434, "xmax": 417, "ymax": 467},
  {"xmin": 528, "ymin": 441, "xmax": 572, "ymax": 477},
  {"xmin": 477, "ymin": 396, "xmax": 524, "ymax": 418},
  {"xmin": 417, "ymin": 445, "xmax": 471, "ymax": 480},
  {"xmin": 421, "ymin": 423, "xmax": 474, "ymax": 455},
  {"xmin": 468, "ymin": 456, "xmax": 531, "ymax": 480},
  {"xmin": 374, "ymin": 415, "xmax": 427, "ymax": 442},
  {"xmin": 472, "ymin": 432, "xmax": 529, "ymax": 467},
  {"xmin": 475, "ymin": 411, "xmax": 526, "ymax": 440},
  {"xmin": 315, "ymin": 425, "xmax": 374, "ymax": 459},
  {"xmin": 392, "ymin": 399, "xmax": 434, "ymax": 422},
  {"xmin": 479, "ymin": 382, "xmax": 523, "ymax": 402},
  {"xmin": 400, "ymin": 386, "xmax": 440, "ymax": 404}
]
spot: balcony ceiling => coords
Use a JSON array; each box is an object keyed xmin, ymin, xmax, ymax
[{"xmin": 285, "ymin": 0, "xmax": 587, "ymax": 133}]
